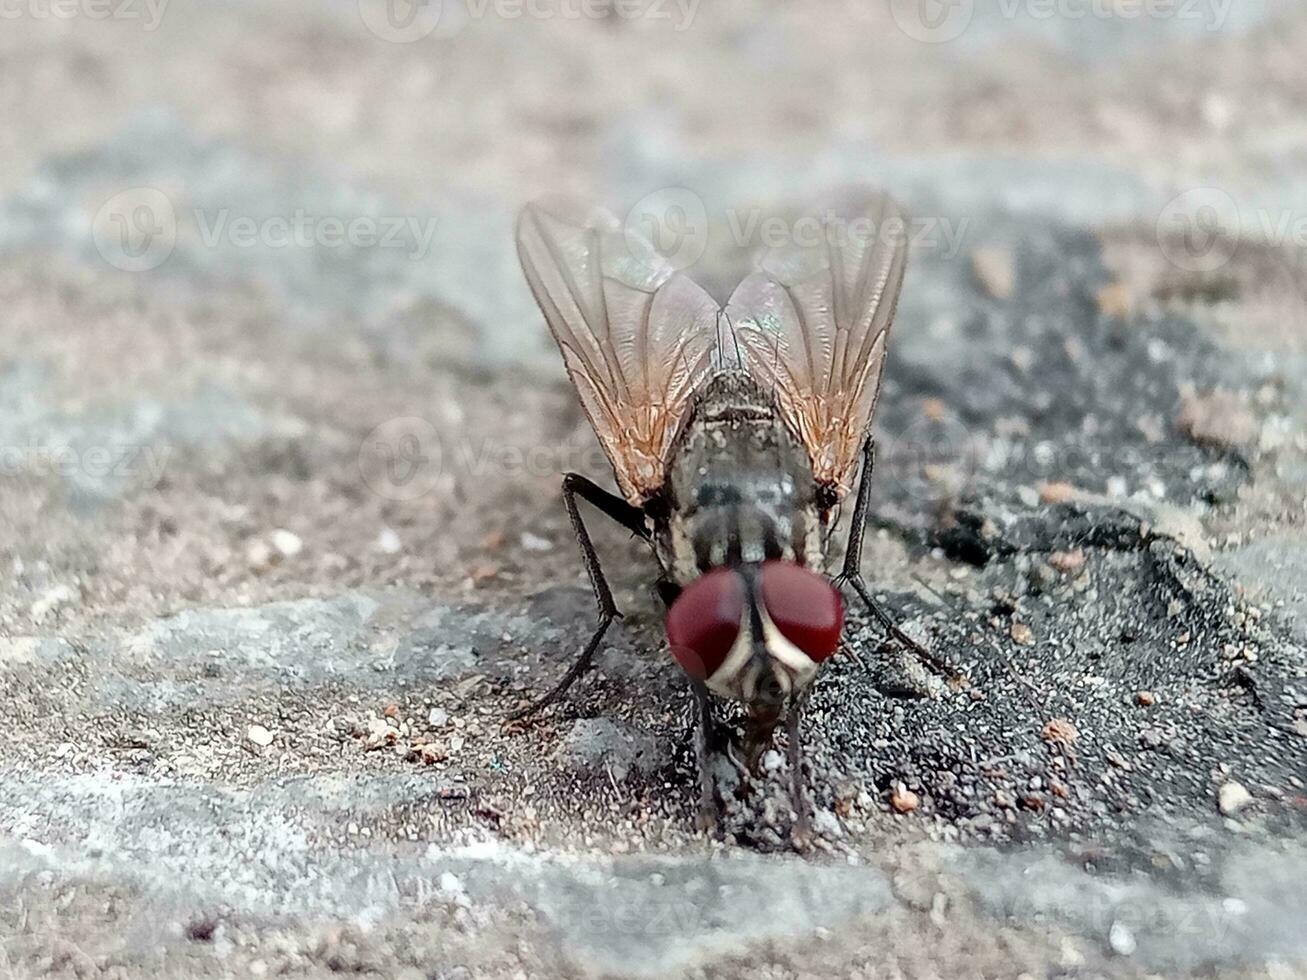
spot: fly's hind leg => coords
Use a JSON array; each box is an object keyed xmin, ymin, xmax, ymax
[
  {"xmin": 832, "ymin": 437, "xmax": 962, "ymax": 684},
  {"xmin": 508, "ymin": 473, "xmax": 647, "ymax": 720}
]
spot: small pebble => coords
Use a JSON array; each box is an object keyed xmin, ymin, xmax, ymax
[
  {"xmin": 376, "ymin": 527, "xmax": 402, "ymax": 554},
  {"xmin": 439, "ymin": 871, "xmax": 464, "ymax": 894},
  {"xmin": 1038, "ymin": 481, "xmax": 1076, "ymax": 504},
  {"xmin": 1176, "ymin": 391, "xmax": 1259, "ymax": 451},
  {"xmin": 1096, "ymin": 281, "xmax": 1132, "ymax": 318},
  {"xmin": 890, "ymin": 783, "xmax": 920, "ymax": 814},
  {"xmin": 469, "ymin": 563, "xmax": 499, "ymax": 584},
  {"xmin": 812, "ymin": 808, "xmax": 844, "ymax": 839},
  {"xmin": 247, "ymin": 724, "xmax": 274, "ymax": 748},
  {"xmin": 428, "ymin": 707, "xmax": 450, "ymax": 728},
  {"xmin": 1135, "ymin": 691, "xmax": 1156, "ymax": 706},
  {"xmin": 418, "ymin": 745, "xmax": 445, "ymax": 765},
  {"xmin": 1048, "ymin": 550, "xmax": 1085, "ymax": 573},
  {"xmin": 972, "ymin": 246, "xmax": 1014, "ymax": 299},
  {"xmin": 1109, "ymin": 920, "xmax": 1137, "ymax": 956},
  {"xmin": 1010, "ymin": 622, "xmax": 1035, "ymax": 646},
  {"xmin": 1042, "ymin": 718, "xmax": 1080, "ymax": 745},
  {"xmin": 1218, "ymin": 781, "xmax": 1253, "ymax": 816},
  {"xmin": 272, "ymin": 529, "xmax": 303, "ymax": 557},
  {"xmin": 246, "ymin": 540, "xmax": 276, "ymax": 571},
  {"xmin": 520, "ymin": 532, "xmax": 553, "ymax": 553}
]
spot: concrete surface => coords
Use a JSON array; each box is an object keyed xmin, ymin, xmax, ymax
[{"xmin": 1, "ymin": 1, "xmax": 1306, "ymax": 977}]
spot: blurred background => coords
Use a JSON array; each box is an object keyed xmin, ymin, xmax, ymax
[
  {"xmin": 2, "ymin": 0, "xmax": 1302, "ymax": 594},
  {"xmin": 2, "ymin": 2, "xmax": 1306, "ymax": 977}
]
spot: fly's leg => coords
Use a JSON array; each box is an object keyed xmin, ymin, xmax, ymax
[
  {"xmin": 832, "ymin": 437, "xmax": 961, "ymax": 683},
  {"xmin": 508, "ymin": 473, "xmax": 647, "ymax": 720},
  {"xmin": 786, "ymin": 699, "xmax": 813, "ymax": 850},
  {"xmin": 692, "ymin": 681, "xmax": 721, "ymax": 832}
]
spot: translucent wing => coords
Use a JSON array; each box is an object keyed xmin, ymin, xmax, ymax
[
  {"xmin": 516, "ymin": 199, "xmax": 724, "ymax": 504},
  {"xmin": 724, "ymin": 193, "xmax": 908, "ymax": 496}
]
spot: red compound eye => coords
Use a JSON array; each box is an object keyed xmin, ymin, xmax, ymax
[
  {"xmin": 759, "ymin": 561, "xmax": 843, "ymax": 662},
  {"xmin": 665, "ymin": 568, "xmax": 745, "ymax": 680}
]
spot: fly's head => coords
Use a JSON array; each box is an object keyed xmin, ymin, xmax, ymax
[{"xmin": 665, "ymin": 560, "xmax": 843, "ymax": 761}]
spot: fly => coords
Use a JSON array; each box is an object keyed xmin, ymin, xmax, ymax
[{"xmin": 510, "ymin": 194, "xmax": 953, "ymax": 844}]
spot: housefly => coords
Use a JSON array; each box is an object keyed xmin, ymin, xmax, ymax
[{"xmin": 511, "ymin": 193, "xmax": 950, "ymax": 841}]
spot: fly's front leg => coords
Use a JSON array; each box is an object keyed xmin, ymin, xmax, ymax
[
  {"xmin": 508, "ymin": 473, "xmax": 647, "ymax": 720},
  {"xmin": 786, "ymin": 698, "xmax": 813, "ymax": 850},
  {"xmin": 832, "ymin": 436, "xmax": 960, "ymax": 683},
  {"xmin": 692, "ymin": 681, "xmax": 720, "ymax": 832}
]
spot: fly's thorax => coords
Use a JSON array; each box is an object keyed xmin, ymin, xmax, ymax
[{"xmin": 652, "ymin": 372, "xmax": 828, "ymax": 584}]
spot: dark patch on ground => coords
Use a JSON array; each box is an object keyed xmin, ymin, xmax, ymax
[{"xmin": 874, "ymin": 224, "xmax": 1263, "ymax": 540}]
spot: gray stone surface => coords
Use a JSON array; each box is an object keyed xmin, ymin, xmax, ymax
[{"xmin": 2, "ymin": 2, "xmax": 1307, "ymax": 978}]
